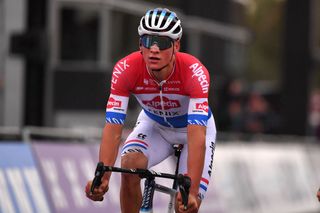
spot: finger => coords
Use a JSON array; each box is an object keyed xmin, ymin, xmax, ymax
[
  {"xmin": 85, "ymin": 181, "xmax": 107, "ymax": 202},
  {"xmin": 176, "ymin": 192, "xmax": 182, "ymax": 201},
  {"xmin": 86, "ymin": 191, "xmax": 104, "ymax": 201},
  {"xmin": 85, "ymin": 181, "xmax": 104, "ymax": 195},
  {"xmin": 87, "ymin": 190, "xmax": 104, "ymax": 198},
  {"xmin": 91, "ymin": 195, "xmax": 104, "ymax": 202},
  {"xmin": 93, "ymin": 185, "xmax": 108, "ymax": 195},
  {"xmin": 85, "ymin": 181, "xmax": 92, "ymax": 194},
  {"xmin": 178, "ymin": 203, "xmax": 191, "ymax": 212},
  {"xmin": 178, "ymin": 200, "xmax": 197, "ymax": 212},
  {"xmin": 86, "ymin": 188, "xmax": 104, "ymax": 198},
  {"xmin": 176, "ymin": 194, "xmax": 190, "ymax": 211},
  {"xmin": 100, "ymin": 181, "xmax": 109, "ymax": 193},
  {"xmin": 93, "ymin": 179, "xmax": 109, "ymax": 194},
  {"xmin": 178, "ymin": 206, "xmax": 195, "ymax": 213},
  {"xmin": 89, "ymin": 196, "xmax": 104, "ymax": 202}
]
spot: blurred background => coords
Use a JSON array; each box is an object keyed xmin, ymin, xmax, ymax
[{"xmin": 0, "ymin": 0, "xmax": 320, "ymax": 213}]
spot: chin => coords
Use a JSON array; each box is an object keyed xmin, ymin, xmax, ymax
[{"xmin": 149, "ymin": 65, "xmax": 161, "ymax": 71}]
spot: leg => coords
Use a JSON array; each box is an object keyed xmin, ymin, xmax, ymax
[
  {"xmin": 119, "ymin": 111, "xmax": 175, "ymax": 212},
  {"xmin": 120, "ymin": 152, "xmax": 148, "ymax": 213}
]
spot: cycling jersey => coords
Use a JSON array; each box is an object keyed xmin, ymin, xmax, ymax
[
  {"xmin": 105, "ymin": 51, "xmax": 212, "ymax": 128},
  {"xmin": 106, "ymin": 51, "xmax": 216, "ymax": 200}
]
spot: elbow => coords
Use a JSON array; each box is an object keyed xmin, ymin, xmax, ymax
[{"xmin": 114, "ymin": 133, "xmax": 122, "ymax": 142}]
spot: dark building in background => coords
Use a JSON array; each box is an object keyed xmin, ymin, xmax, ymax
[
  {"xmin": 11, "ymin": 0, "xmax": 316, "ymax": 136},
  {"xmin": 281, "ymin": 0, "xmax": 312, "ymax": 135},
  {"xmin": 11, "ymin": 0, "xmax": 48, "ymax": 126}
]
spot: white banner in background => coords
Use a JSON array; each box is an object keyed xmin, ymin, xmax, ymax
[
  {"xmin": 2, "ymin": 140, "xmax": 317, "ymax": 213},
  {"xmin": 210, "ymin": 143, "xmax": 320, "ymax": 213}
]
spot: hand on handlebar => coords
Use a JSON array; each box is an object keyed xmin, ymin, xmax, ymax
[
  {"xmin": 85, "ymin": 179, "xmax": 109, "ymax": 201},
  {"xmin": 176, "ymin": 192, "xmax": 199, "ymax": 213},
  {"xmin": 85, "ymin": 161, "xmax": 109, "ymax": 201}
]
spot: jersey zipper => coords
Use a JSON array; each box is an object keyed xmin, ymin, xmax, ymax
[{"xmin": 159, "ymin": 80, "xmax": 173, "ymax": 128}]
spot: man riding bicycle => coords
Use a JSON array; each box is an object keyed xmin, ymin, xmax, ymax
[{"xmin": 85, "ymin": 8, "xmax": 217, "ymax": 213}]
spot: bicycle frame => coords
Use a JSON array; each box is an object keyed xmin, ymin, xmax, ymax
[
  {"xmin": 139, "ymin": 144, "xmax": 184, "ymax": 213},
  {"xmin": 91, "ymin": 145, "xmax": 190, "ymax": 212},
  {"xmin": 140, "ymin": 174, "xmax": 181, "ymax": 213}
]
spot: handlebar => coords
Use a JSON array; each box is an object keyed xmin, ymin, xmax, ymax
[{"xmin": 90, "ymin": 162, "xmax": 191, "ymax": 209}]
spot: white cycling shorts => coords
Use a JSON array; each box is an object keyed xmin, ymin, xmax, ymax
[{"xmin": 121, "ymin": 110, "xmax": 217, "ymax": 200}]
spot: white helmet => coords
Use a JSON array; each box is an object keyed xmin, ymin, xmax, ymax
[{"xmin": 138, "ymin": 8, "xmax": 183, "ymax": 40}]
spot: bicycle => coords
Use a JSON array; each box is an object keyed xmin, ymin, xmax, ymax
[{"xmin": 90, "ymin": 144, "xmax": 191, "ymax": 213}]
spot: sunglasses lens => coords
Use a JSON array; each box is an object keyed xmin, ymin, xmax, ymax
[{"xmin": 141, "ymin": 35, "xmax": 173, "ymax": 50}]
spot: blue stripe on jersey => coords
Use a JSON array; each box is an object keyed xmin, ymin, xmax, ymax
[
  {"xmin": 188, "ymin": 109, "xmax": 212, "ymax": 126},
  {"xmin": 187, "ymin": 114, "xmax": 208, "ymax": 126},
  {"xmin": 143, "ymin": 109, "xmax": 188, "ymax": 128},
  {"xmin": 200, "ymin": 183, "xmax": 208, "ymax": 191},
  {"xmin": 122, "ymin": 143, "xmax": 148, "ymax": 150},
  {"xmin": 105, "ymin": 111, "xmax": 126, "ymax": 124}
]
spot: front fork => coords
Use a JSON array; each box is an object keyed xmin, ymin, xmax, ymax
[{"xmin": 140, "ymin": 177, "xmax": 156, "ymax": 213}]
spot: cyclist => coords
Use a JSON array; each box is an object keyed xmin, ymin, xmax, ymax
[{"xmin": 85, "ymin": 8, "xmax": 217, "ymax": 213}]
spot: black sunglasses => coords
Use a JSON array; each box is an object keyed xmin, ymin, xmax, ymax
[{"xmin": 140, "ymin": 35, "xmax": 173, "ymax": 50}]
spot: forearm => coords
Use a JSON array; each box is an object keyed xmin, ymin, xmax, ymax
[
  {"xmin": 99, "ymin": 124, "xmax": 123, "ymax": 180},
  {"xmin": 187, "ymin": 125, "xmax": 206, "ymax": 197}
]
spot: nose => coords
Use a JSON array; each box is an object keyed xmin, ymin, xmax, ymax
[{"xmin": 149, "ymin": 43, "xmax": 160, "ymax": 53}]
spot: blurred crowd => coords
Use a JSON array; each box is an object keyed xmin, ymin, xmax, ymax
[
  {"xmin": 216, "ymin": 78, "xmax": 320, "ymax": 141},
  {"xmin": 216, "ymin": 78, "xmax": 282, "ymax": 135},
  {"xmin": 308, "ymin": 89, "xmax": 320, "ymax": 140}
]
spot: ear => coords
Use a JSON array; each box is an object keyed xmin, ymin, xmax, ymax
[{"xmin": 174, "ymin": 40, "xmax": 180, "ymax": 53}]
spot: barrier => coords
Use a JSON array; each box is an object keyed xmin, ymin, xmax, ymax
[
  {"xmin": 32, "ymin": 142, "xmax": 120, "ymax": 213},
  {"xmin": 0, "ymin": 127, "xmax": 320, "ymax": 213},
  {"xmin": 0, "ymin": 143, "xmax": 50, "ymax": 213},
  {"xmin": 204, "ymin": 143, "xmax": 320, "ymax": 213}
]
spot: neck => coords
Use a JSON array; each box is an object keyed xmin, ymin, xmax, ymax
[{"xmin": 151, "ymin": 61, "xmax": 174, "ymax": 81}]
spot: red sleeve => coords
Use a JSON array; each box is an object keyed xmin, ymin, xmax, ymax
[
  {"xmin": 179, "ymin": 53, "xmax": 211, "ymax": 98},
  {"xmin": 110, "ymin": 52, "xmax": 141, "ymax": 96},
  {"xmin": 188, "ymin": 62, "xmax": 210, "ymax": 98}
]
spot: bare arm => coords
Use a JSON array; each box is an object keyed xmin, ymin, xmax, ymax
[
  {"xmin": 85, "ymin": 123, "xmax": 123, "ymax": 201},
  {"xmin": 187, "ymin": 124, "xmax": 206, "ymax": 198},
  {"xmin": 99, "ymin": 123, "xmax": 123, "ymax": 180},
  {"xmin": 176, "ymin": 124, "xmax": 206, "ymax": 212}
]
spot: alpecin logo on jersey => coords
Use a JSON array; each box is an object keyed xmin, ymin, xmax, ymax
[
  {"xmin": 107, "ymin": 97, "xmax": 122, "ymax": 108},
  {"xmin": 189, "ymin": 63, "xmax": 209, "ymax": 93},
  {"xmin": 142, "ymin": 96, "xmax": 181, "ymax": 110},
  {"xmin": 196, "ymin": 101, "xmax": 209, "ymax": 113}
]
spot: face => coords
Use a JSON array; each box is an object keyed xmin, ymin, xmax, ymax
[{"xmin": 140, "ymin": 35, "xmax": 180, "ymax": 71}]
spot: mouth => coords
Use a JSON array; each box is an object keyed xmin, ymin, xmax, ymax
[{"xmin": 148, "ymin": 57, "xmax": 160, "ymax": 63}]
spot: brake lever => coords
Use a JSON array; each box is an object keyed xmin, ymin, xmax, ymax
[
  {"xmin": 90, "ymin": 162, "xmax": 105, "ymax": 194},
  {"xmin": 177, "ymin": 174, "xmax": 191, "ymax": 210}
]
